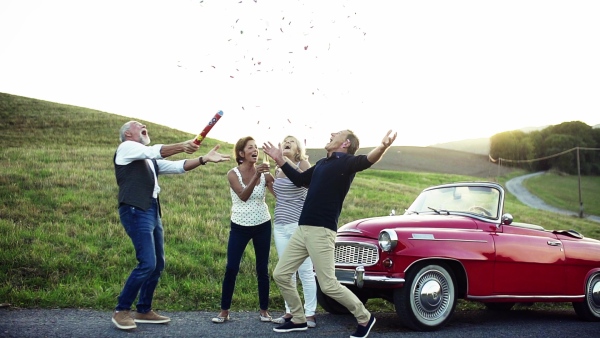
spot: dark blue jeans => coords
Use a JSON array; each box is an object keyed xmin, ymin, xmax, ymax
[
  {"xmin": 220, "ymin": 220, "xmax": 271, "ymax": 311},
  {"xmin": 115, "ymin": 199, "xmax": 165, "ymax": 314}
]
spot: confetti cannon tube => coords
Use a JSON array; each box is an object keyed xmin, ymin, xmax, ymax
[{"xmin": 193, "ymin": 110, "xmax": 224, "ymax": 145}]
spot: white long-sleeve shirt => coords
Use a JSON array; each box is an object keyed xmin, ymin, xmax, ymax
[{"xmin": 115, "ymin": 141, "xmax": 186, "ymax": 198}]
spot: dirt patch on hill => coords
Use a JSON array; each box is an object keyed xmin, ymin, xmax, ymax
[{"xmin": 306, "ymin": 146, "xmax": 515, "ymax": 178}]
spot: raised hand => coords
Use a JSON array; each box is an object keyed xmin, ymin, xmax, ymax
[
  {"xmin": 262, "ymin": 141, "xmax": 284, "ymax": 165},
  {"xmin": 381, "ymin": 130, "xmax": 398, "ymax": 148},
  {"xmin": 203, "ymin": 144, "xmax": 231, "ymax": 163}
]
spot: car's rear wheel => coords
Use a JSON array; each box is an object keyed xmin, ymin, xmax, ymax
[
  {"xmin": 315, "ymin": 277, "xmax": 367, "ymax": 315},
  {"xmin": 572, "ymin": 272, "xmax": 600, "ymax": 321},
  {"xmin": 393, "ymin": 263, "xmax": 456, "ymax": 331},
  {"xmin": 483, "ymin": 302, "xmax": 515, "ymax": 311}
]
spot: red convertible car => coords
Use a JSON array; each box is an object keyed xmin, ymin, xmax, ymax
[{"xmin": 317, "ymin": 182, "xmax": 600, "ymax": 331}]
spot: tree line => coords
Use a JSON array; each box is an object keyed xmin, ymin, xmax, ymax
[{"xmin": 489, "ymin": 121, "xmax": 600, "ymax": 175}]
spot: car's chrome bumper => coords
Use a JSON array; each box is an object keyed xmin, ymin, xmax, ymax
[{"xmin": 335, "ymin": 266, "xmax": 405, "ymax": 288}]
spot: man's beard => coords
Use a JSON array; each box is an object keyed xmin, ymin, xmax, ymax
[{"xmin": 140, "ymin": 133, "xmax": 151, "ymax": 145}]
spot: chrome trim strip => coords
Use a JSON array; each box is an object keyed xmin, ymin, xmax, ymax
[
  {"xmin": 409, "ymin": 238, "xmax": 488, "ymax": 243},
  {"xmin": 336, "ymin": 268, "xmax": 405, "ymax": 288},
  {"xmin": 336, "ymin": 240, "xmax": 377, "ymax": 246},
  {"xmin": 340, "ymin": 276, "xmax": 406, "ymax": 286},
  {"xmin": 469, "ymin": 294, "xmax": 583, "ymax": 300},
  {"xmin": 339, "ymin": 229, "xmax": 363, "ymax": 234}
]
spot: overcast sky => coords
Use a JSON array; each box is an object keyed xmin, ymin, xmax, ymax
[{"xmin": 1, "ymin": 0, "xmax": 598, "ymax": 148}]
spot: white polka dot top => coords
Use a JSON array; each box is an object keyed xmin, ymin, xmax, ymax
[{"xmin": 230, "ymin": 167, "xmax": 271, "ymax": 226}]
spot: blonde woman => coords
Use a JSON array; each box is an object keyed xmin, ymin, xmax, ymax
[{"xmin": 271, "ymin": 135, "xmax": 316, "ymax": 328}]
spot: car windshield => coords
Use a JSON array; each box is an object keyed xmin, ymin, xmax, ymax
[{"xmin": 405, "ymin": 185, "xmax": 501, "ymax": 219}]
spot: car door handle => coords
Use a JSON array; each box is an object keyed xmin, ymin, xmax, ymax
[{"xmin": 547, "ymin": 240, "xmax": 562, "ymax": 246}]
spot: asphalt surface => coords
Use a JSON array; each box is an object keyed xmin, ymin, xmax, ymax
[
  {"xmin": 505, "ymin": 171, "xmax": 600, "ymax": 223},
  {"xmin": 1, "ymin": 307, "xmax": 598, "ymax": 338}
]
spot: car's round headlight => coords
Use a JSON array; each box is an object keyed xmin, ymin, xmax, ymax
[{"xmin": 378, "ymin": 230, "xmax": 398, "ymax": 252}]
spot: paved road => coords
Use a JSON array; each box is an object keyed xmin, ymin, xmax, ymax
[
  {"xmin": 505, "ymin": 171, "xmax": 600, "ymax": 223},
  {"xmin": 1, "ymin": 307, "xmax": 598, "ymax": 338}
]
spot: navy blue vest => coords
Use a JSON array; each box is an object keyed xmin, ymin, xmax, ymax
[{"xmin": 114, "ymin": 153, "xmax": 161, "ymax": 216}]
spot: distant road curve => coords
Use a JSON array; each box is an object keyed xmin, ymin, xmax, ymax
[{"xmin": 505, "ymin": 171, "xmax": 600, "ymax": 223}]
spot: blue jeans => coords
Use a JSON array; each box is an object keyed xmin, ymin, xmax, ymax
[
  {"xmin": 220, "ymin": 220, "xmax": 271, "ymax": 311},
  {"xmin": 115, "ymin": 199, "xmax": 165, "ymax": 314}
]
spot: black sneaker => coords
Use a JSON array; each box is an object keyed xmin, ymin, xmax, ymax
[
  {"xmin": 350, "ymin": 315, "xmax": 376, "ymax": 338},
  {"xmin": 273, "ymin": 320, "xmax": 308, "ymax": 332},
  {"xmin": 272, "ymin": 316, "xmax": 292, "ymax": 324}
]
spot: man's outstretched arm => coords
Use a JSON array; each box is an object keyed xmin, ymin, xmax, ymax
[{"xmin": 367, "ymin": 130, "xmax": 397, "ymax": 164}]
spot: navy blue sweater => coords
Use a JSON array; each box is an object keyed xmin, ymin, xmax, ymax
[{"xmin": 280, "ymin": 152, "xmax": 373, "ymax": 232}]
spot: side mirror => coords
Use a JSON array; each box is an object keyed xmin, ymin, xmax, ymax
[{"xmin": 501, "ymin": 213, "xmax": 513, "ymax": 225}]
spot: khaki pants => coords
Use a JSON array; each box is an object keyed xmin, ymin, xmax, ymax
[{"xmin": 273, "ymin": 225, "xmax": 371, "ymax": 324}]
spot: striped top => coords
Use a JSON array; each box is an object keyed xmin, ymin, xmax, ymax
[
  {"xmin": 230, "ymin": 167, "xmax": 271, "ymax": 226},
  {"xmin": 273, "ymin": 175, "xmax": 307, "ymax": 226}
]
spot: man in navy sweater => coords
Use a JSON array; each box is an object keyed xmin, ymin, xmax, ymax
[{"xmin": 263, "ymin": 129, "xmax": 397, "ymax": 338}]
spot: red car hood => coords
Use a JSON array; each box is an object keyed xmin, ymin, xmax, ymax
[{"xmin": 337, "ymin": 214, "xmax": 479, "ymax": 239}]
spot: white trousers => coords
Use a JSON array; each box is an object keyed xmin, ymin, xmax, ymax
[{"xmin": 273, "ymin": 222, "xmax": 317, "ymax": 316}]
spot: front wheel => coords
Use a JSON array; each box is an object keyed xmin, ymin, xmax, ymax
[
  {"xmin": 394, "ymin": 263, "xmax": 456, "ymax": 331},
  {"xmin": 572, "ymin": 272, "xmax": 600, "ymax": 321}
]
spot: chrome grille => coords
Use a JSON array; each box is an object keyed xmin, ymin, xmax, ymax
[{"xmin": 334, "ymin": 242, "xmax": 379, "ymax": 267}]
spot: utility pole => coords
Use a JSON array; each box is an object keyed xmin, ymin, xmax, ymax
[{"xmin": 577, "ymin": 147, "xmax": 584, "ymax": 218}]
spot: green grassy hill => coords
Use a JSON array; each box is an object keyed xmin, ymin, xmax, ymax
[{"xmin": 1, "ymin": 92, "xmax": 598, "ymax": 312}]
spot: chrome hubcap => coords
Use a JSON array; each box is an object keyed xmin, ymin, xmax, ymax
[
  {"xmin": 413, "ymin": 270, "xmax": 451, "ymax": 321},
  {"xmin": 420, "ymin": 280, "xmax": 442, "ymax": 311}
]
